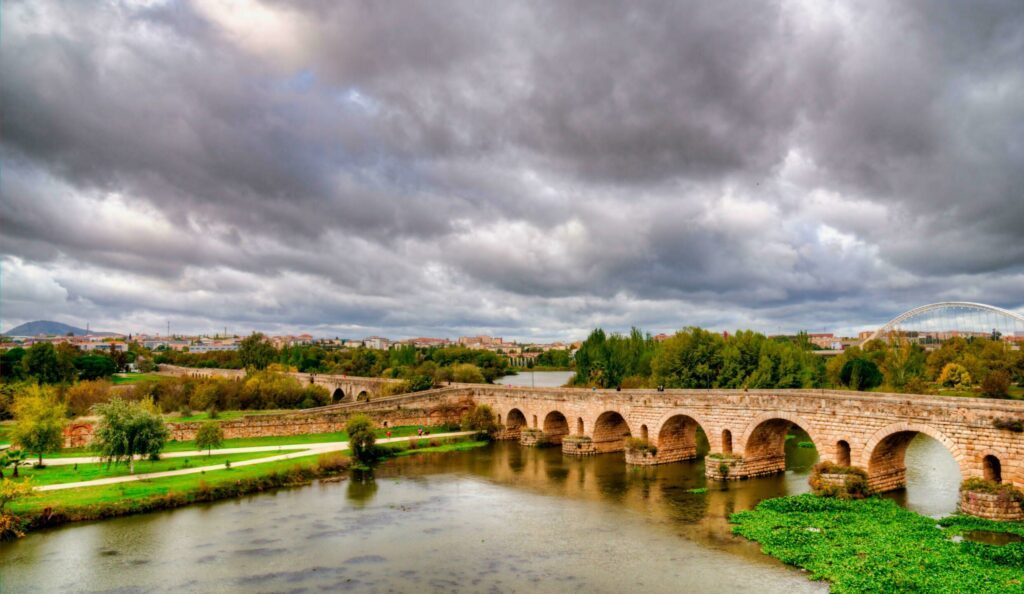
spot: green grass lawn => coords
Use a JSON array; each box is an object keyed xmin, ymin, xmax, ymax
[
  {"xmin": 47, "ymin": 424, "xmax": 455, "ymax": 458},
  {"xmin": 110, "ymin": 373, "xmax": 166, "ymax": 385},
  {"xmin": 730, "ymin": 494, "xmax": 1024, "ymax": 593},
  {"xmin": 9, "ymin": 450, "xmax": 296, "ymax": 486},
  {"xmin": 11, "ymin": 437, "xmax": 484, "ymax": 515},
  {"xmin": 0, "ymin": 422, "xmax": 11, "ymax": 446}
]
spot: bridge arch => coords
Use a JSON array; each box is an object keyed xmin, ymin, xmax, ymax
[
  {"xmin": 543, "ymin": 411, "xmax": 570, "ymax": 444},
  {"xmin": 332, "ymin": 388, "xmax": 346, "ymax": 403},
  {"xmin": 506, "ymin": 409, "xmax": 528, "ymax": 432},
  {"xmin": 738, "ymin": 412, "xmax": 826, "ymax": 476},
  {"xmin": 863, "ymin": 422, "xmax": 966, "ymax": 492},
  {"xmin": 652, "ymin": 409, "xmax": 713, "ymax": 464},
  {"xmin": 592, "ymin": 410, "xmax": 632, "ymax": 454}
]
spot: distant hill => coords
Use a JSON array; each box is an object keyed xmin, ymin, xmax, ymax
[{"xmin": 2, "ymin": 320, "xmax": 121, "ymax": 337}]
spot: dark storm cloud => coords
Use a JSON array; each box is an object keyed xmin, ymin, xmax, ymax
[{"xmin": 1, "ymin": 0, "xmax": 1022, "ymax": 338}]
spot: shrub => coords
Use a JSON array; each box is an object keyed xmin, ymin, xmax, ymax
[
  {"xmin": 346, "ymin": 414, "xmax": 377, "ymax": 464},
  {"xmin": 797, "ymin": 441, "xmax": 815, "ymax": 449},
  {"xmin": 460, "ymin": 404, "xmax": 499, "ymax": 439},
  {"xmin": 381, "ymin": 381, "xmax": 411, "ymax": 396},
  {"xmin": 65, "ymin": 380, "xmax": 113, "ymax": 417},
  {"xmin": 809, "ymin": 461, "xmax": 871, "ymax": 499},
  {"xmin": 993, "ymin": 417, "xmax": 1024, "ymax": 432},
  {"xmin": 939, "ymin": 363, "xmax": 972, "ymax": 389},
  {"xmin": 981, "ymin": 370, "xmax": 1011, "ymax": 398},
  {"xmin": 316, "ymin": 452, "xmax": 350, "ymax": 472},
  {"xmin": 961, "ymin": 478, "xmax": 1024, "ymax": 503},
  {"xmin": 451, "ymin": 363, "xmax": 485, "ymax": 384},
  {"xmin": 624, "ymin": 437, "xmax": 657, "ymax": 454}
]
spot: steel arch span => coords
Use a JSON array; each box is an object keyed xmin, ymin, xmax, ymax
[{"xmin": 864, "ymin": 301, "xmax": 1024, "ymax": 344}]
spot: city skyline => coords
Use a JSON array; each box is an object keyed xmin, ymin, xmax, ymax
[{"xmin": 3, "ymin": 1, "xmax": 1023, "ymax": 342}]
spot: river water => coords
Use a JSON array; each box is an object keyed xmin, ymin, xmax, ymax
[
  {"xmin": 0, "ymin": 430, "xmax": 961, "ymax": 593},
  {"xmin": 496, "ymin": 370, "xmax": 575, "ymax": 387}
]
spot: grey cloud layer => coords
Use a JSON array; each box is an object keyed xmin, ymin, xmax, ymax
[{"xmin": 2, "ymin": 0, "xmax": 1022, "ymax": 338}]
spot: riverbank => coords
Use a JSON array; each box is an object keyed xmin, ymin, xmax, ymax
[
  {"xmin": 730, "ymin": 494, "xmax": 1024, "ymax": 593},
  {"xmin": 2, "ymin": 435, "xmax": 485, "ymax": 540}
]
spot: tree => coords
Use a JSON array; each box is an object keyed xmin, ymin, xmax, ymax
[
  {"xmin": 75, "ymin": 354, "xmax": 116, "ymax": 380},
  {"xmin": 239, "ymin": 333, "xmax": 277, "ymax": 370},
  {"xmin": 981, "ymin": 369, "xmax": 1011, "ymax": 399},
  {"xmin": 22, "ymin": 342, "xmax": 60, "ymax": 384},
  {"xmin": 11, "ymin": 386, "xmax": 67, "ymax": 465},
  {"xmin": 137, "ymin": 357, "xmax": 156, "ymax": 373},
  {"xmin": 195, "ymin": 422, "xmax": 224, "ymax": 455},
  {"xmin": 346, "ymin": 414, "xmax": 376, "ymax": 464},
  {"xmin": 65, "ymin": 379, "xmax": 114, "ymax": 417},
  {"xmin": 839, "ymin": 358, "xmax": 883, "ymax": 391},
  {"xmin": 451, "ymin": 363, "xmax": 485, "ymax": 383},
  {"xmin": 0, "ymin": 347, "xmax": 26, "ymax": 380},
  {"xmin": 0, "ymin": 449, "xmax": 27, "ymax": 479},
  {"xmin": 938, "ymin": 363, "xmax": 972, "ymax": 389},
  {"xmin": 652, "ymin": 328, "xmax": 725, "ymax": 389},
  {"xmin": 461, "ymin": 404, "xmax": 499, "ymax": 439},
  {"xmin": 92, "ymin": 398, "xmax": 170, "ymax": 474}
]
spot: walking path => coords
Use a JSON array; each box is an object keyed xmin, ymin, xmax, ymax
[{"xmin": 35, "ymin": 431, "xmax": 475, "ymax": 492}]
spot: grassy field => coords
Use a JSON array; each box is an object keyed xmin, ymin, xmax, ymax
[
  {"xmin": 10, "ymin": 437, "xmax": 484, "ymax": 515},
  {"xmin": 0, "ymin": 423, "xmax": 11, "ymax": 446},
  {"xmin": 47, "ymin": 424, "xmax": 455, "ymax": 458},
  {"xmin": 8, "ymin": 450, "xmax": 296, "ymax": 486},
  {"xmin": 730, "ymin": 494, "xmax": 1024, "ymax": 593},
  {"xmin": 110, "ymin": 373, "xmax": 166, "ymax": 385}
]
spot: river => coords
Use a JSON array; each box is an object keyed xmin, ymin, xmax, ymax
[
  {"xmin": 496, "ymin": 370, "xmax": 574, "ymax": 387},
  {"xmin": 0, "ymin": 430, "xmax": 961, "ymax": 592}
]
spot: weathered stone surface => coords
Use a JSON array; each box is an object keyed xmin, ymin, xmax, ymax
[
  {"xmin": 76, "ymin": 374, "xmax": 1024, "ymax": 491},
  {"xmin": 959, "ymin": 490, "xmax": 1024, "ymax": 522}
]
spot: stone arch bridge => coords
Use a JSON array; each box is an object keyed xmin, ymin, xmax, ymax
[
  {"xmin": 157, "ymin": 366, "xmax": 1024, "ymax": 491},
  {"xmin": 458, "ymin": 385, "xmax": 1024, "ymax": 492},
  {"xmin": 158, "ymin": 365, "xmax": 400, "ymax": 404}
]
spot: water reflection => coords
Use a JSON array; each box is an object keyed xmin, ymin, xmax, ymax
[{"xmin": 0, "ymin": 430, "xmax": 962, "ymax": 593}]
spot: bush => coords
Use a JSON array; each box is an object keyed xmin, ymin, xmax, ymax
[
  {"xmin": 65, "ymin": 380, "xmax": 113, "ymax": 417},
  {"xmin": 624, "ymin": 437, "xmax": 657, "ymax": 454},
  {"xmin": 961, "ymin": 478, "xmax": 1024, "ymax": 503},
  {"xmin": 316, "ymin": 452, "xmax": 350, "ymax": 472},
  {"xmin": 993, "ymin": 417, "xmax": 1024, "ymax": 432},
  {"xmin": 346, "ymin": 414, "xmax": 377, "ymax": 464},
  {"xmin": 809, "ymin": 461, "xmax": 871, "ymax": 499},
  {"xmin": 939, "ymin": 363, "xmax": 972, "ymax": 389},
  {"xmin": 460, "ymin": 404, "xmax": 499, "ymax": 439},
  {"xmin": 981, "ymin": 370, "xmax": 1011, "ymax": 398},
  {"xmin": 451, "ymin": 363, "xmax": 485, "ymax": 384}
]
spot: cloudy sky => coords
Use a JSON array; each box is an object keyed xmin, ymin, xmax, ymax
[{"xmin": 2, "ymin": 0, "xmax": 1023, "ymax": 341}]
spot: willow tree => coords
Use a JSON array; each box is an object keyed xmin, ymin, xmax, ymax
[{"xmin": 92, "ymin": 398, "xmax": 169, "ymax": 474}]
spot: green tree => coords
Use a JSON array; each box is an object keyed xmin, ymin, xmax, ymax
[
  {"xmin": 346, "ymin": 414, "xmax": 376, "ymax": 464},
  {"xmin": 0, "ymin": 347, "xmax": 26, "ymax": 380},
  {"xmin": 195, "ymin": 422, "xmax": 224, "ymax": 455},
  {"xmin": 451, "ymin": 363, "xmax": 485, "ymax": 383},
  {"xmin": 11, "ymin": 385, "xmax": 67, "ymax": 465},
  {"xmin": 0, "ymin": 449, "xmax": 27, "ymax": 479},
  {"xmin": 22, "ymin": 343, "xmax": 61, "ymax": 384},
  {"xmin": 652, "ymin": 328, "xmax": 725, "ymax": 389},
  {"xmin": 938, "ymin": 362, "xmax": 972, "ymax": 389},
  {"xmin": 74, "ymin": 355, "xmax": 117, "ymax": 380},
  {"xmin": 461, "ymin": 404, "xmax": 499, "ymax": 439},
  {"xmin": 839, "ymin": 358, "xmax": 883, "ymax": 391},
  {"xmin": 238, "ymin": 333, "xmax": 277, "ymax": 370},
  {"xmin": 92, "ymin": 398, "xmax": 170, "ymax": 474}
]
